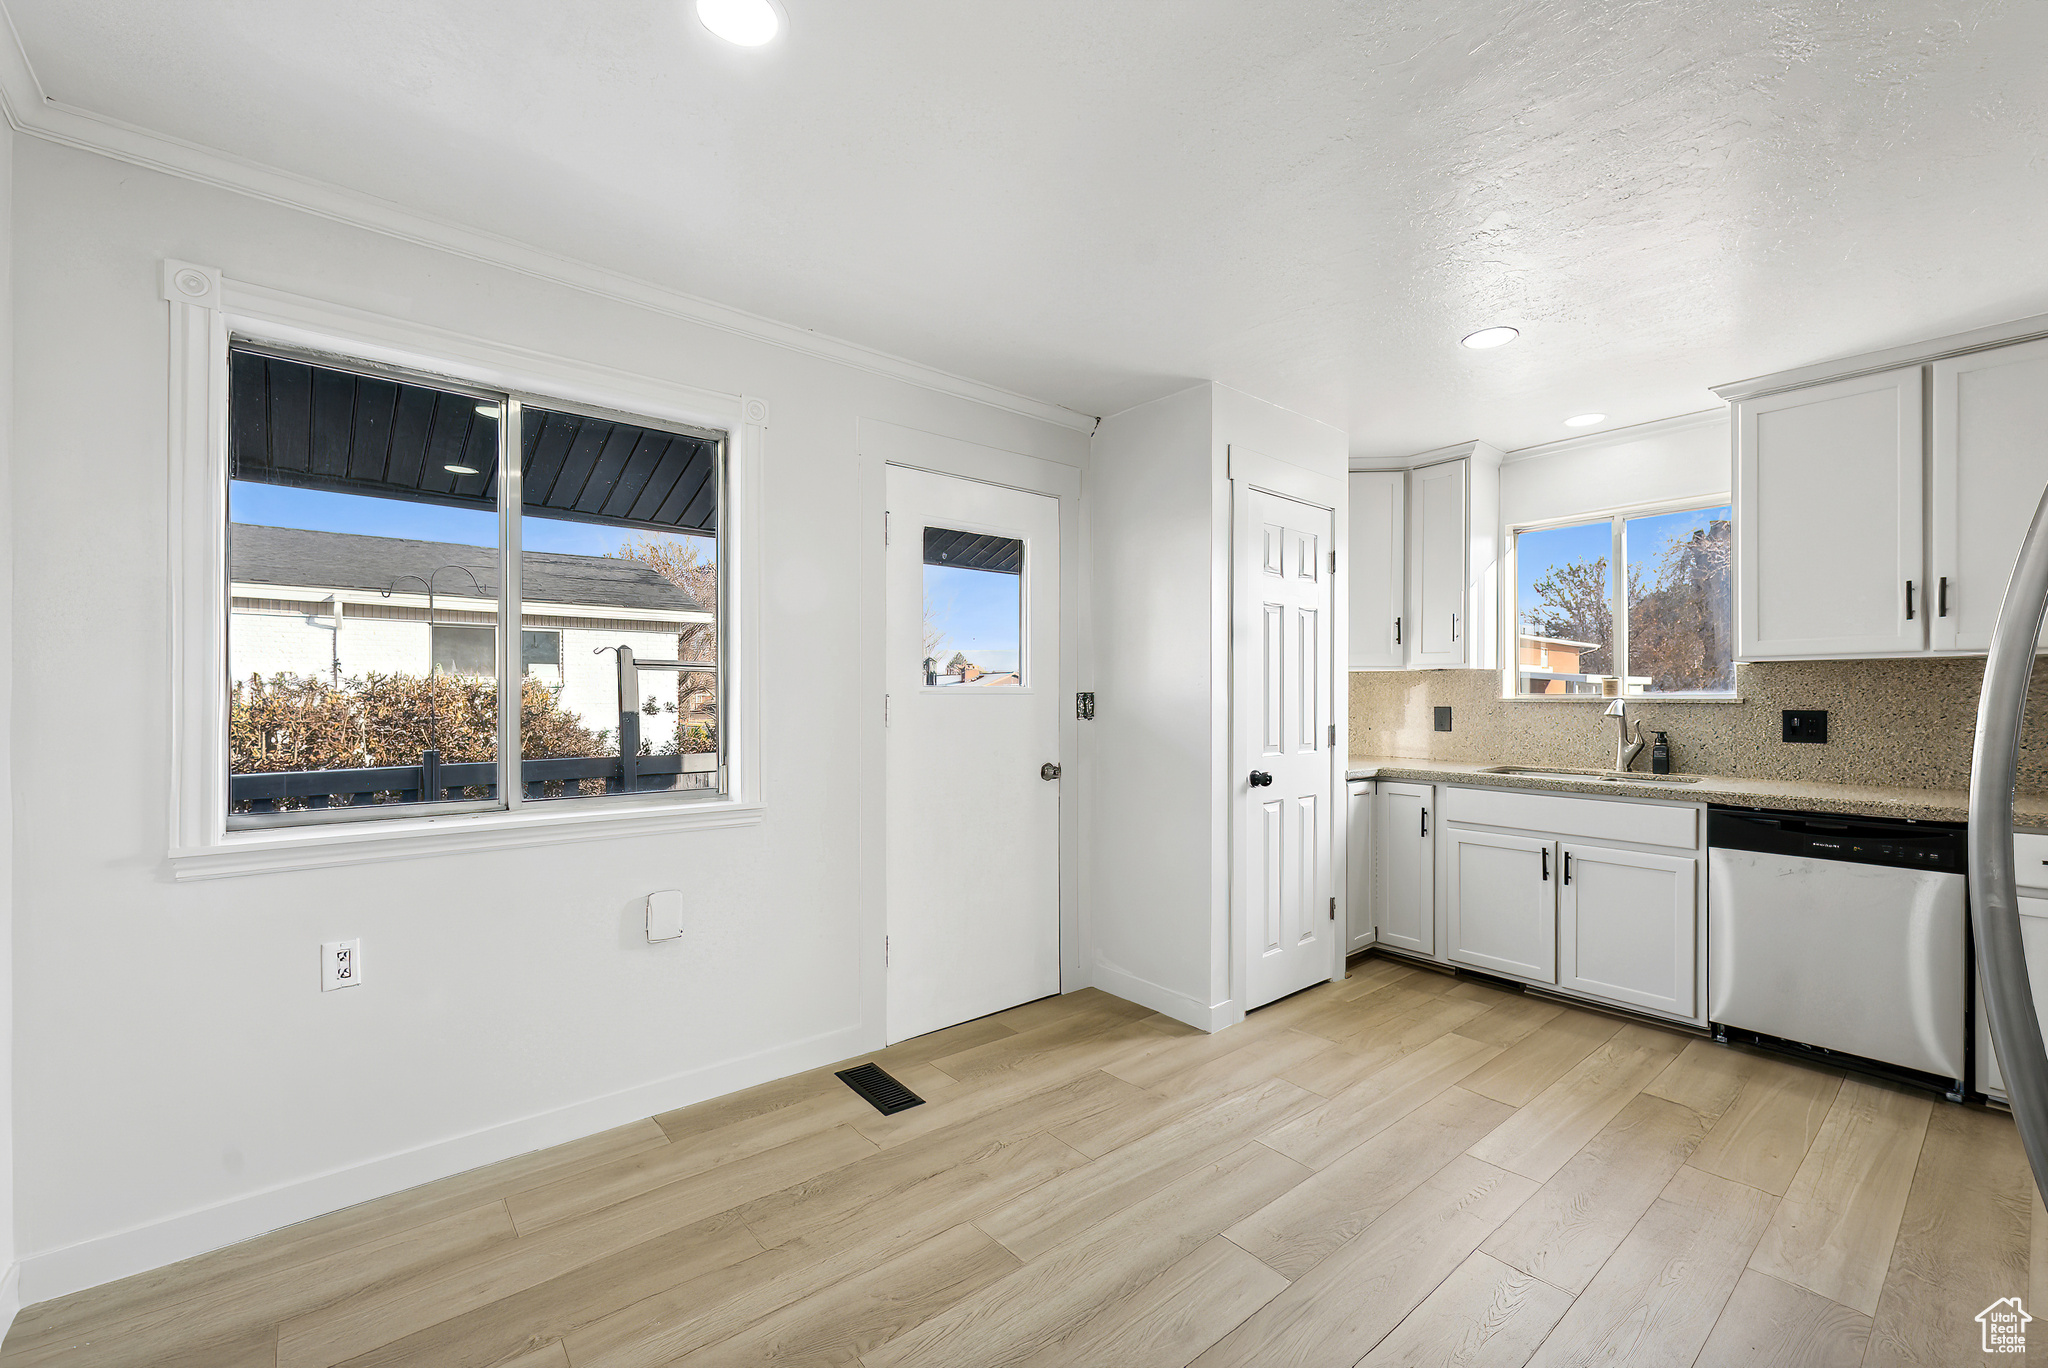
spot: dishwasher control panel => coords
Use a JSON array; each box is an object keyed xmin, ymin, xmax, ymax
[{"xmin": 1709, "ymin": 808, "xmax": 1964, "ymax": 870}]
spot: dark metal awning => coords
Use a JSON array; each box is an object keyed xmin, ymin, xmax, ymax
[
  {"xmin": 229, "ymin": 348, "xmax": 720, "ymax": 535},
  {"xmin": 924, "ymin": 526, "xmax": 1023, "ymax": 573}
]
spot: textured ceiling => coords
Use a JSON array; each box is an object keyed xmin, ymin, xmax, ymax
[{"xmin": 13, "ymin": 0, "xmax": 2048, "ymax": 456}]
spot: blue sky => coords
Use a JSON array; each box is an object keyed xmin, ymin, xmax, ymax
[
  {"xmin": 1518, "ymin": 505, "xmax": 1730, "ymax": 629},
  {"xmin": 925, "ymin": 564, "xmax": 1020, "ymax": 675},
  {"xmin": 230, "ymin": 481, "xmax": 713, "ymax": 560},
  {"xmin": 1517, "ymin": 519, "xmax": 1611, "ymax": 630}
]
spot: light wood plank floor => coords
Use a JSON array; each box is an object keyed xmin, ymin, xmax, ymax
[{"xmin": 5, "ymin": 956, "xmax": 2033, "ymax": 1368}]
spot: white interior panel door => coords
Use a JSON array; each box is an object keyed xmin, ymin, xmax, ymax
[
  {"xmin": 1235, "ymin": 485, "xmax": 1336, "ymax": 1009},
  {"xmin": 885, "ymin": 466, "xmax": 1061, "ymax": 1044}
]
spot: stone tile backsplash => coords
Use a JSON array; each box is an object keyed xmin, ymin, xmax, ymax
[{"xmin": 1348, "ymin": 656, "xmax": 2048, "ymax": 793}]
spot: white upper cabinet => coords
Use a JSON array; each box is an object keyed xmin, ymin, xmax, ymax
[
  {"xmin": 1347, "ymin": 471, "xmax": 1405, "ymax": 669},
  {"xmin": 1722, "ymin": 317, "xmax": 2048, "ymax": 661},
  {"xmin": 1347, "ymin": 443, "xmax": 1499, "ymax": 672},
  {"xmin": 1735, "ymin": 366, "xmax": 1925, "ymax": 659},
  {"xmin": 1931, "ymin": 337, "xmax": 2048, "ymax": 653},
  {"xmin": 1409, "ymin": 460, "xmax": 1469, "ymax": 666}
]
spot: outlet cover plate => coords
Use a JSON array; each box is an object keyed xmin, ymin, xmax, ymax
[
  {"xmin": 321, "ymin": 939, "xmax": 361, "ymax": 991},
  {"xmin": 1434, "ymin": 706, "xmax": 1453, "ymax": 733},
  {"xmin": 1782, "ymin": 710, "xmax": 1828, "ymax": 744}
]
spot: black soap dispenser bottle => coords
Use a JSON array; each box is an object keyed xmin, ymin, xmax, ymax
[{"xmin": 1650, "ymin": 731, "xmax": 1670, "ymax": 775}]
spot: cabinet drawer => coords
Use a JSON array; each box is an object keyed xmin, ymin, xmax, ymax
[
  {"xmin": 2015, "ymin": 832, "xmax": 2048, "ymax": 893},
  {"xmin": 1443, "ymin": 786, "xmax": 1698, "ymax": 850}
]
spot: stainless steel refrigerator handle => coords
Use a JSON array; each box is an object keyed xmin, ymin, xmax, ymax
[{"xmin": 1970, "ymin": 481, "xmax": 2048, "ymax": 1201}]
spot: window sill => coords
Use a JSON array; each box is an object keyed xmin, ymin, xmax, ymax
[
  {"xmin": 1498, "ymin": 695, "xmax": 1746, "ymax": 705},
  {"xmin": 168, "ymin": 797, "xmax": 765, "ymax": 881}
]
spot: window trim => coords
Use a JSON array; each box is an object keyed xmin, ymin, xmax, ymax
[
  {"xmin": 1500, "ymin": 493, "xmax": 1736, "ymax": 703},
  {"xmin": 163, "ymin": 260, "xmax": 765, "ymax": 878}
]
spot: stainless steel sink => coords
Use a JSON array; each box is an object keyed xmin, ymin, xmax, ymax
[{"xmin": 1478, "ymin": 765, "xmax": 1702, "ymax": 785}]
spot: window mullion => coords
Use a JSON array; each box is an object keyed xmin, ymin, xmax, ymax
[
  {"xmin": 499, "ymin": 397, "xmax": 524, "ymax": 811},
  {"xmin": 1611, "ymin": 515, "xmax": 1629, "ymax": 696}
]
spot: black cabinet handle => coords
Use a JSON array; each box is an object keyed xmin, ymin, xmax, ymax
[
  {"xmin": 1420, "ymin": 806, "xmax": 1428, "ymax": 837},
  {"xmin": 1541, "ymin": 848, "xmax": 1550, "ymax": 881},
  {"xmin": 1249, "ymin": 770, "xmax": 1273, "ymax": 788},
  {"xmin": 1394, "ymin": 616, "xmax": 1402, "ymax": 646},
  {"xmin": 1563, "ymin": 851, "xmax": 1572, "ymax": 885},
  {"xmin": 1939, "ymin": 576, "xmax": 1949, "ymax": 617},
  {"xmin": 1906, "ymin": 580, "xmax": 1916, "ymax": 620}
]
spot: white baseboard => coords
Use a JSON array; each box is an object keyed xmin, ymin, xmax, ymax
[
  {"xmin": 1091, "ymin": 957, "xmax": 1238, "ymax": 1033},
  {"xmin": 16, "ymin": 1021, "xmax": 873, "ymax": 1307},
  {"xmin": 0, "ymin": 1261, "xmax": 20, "ymax": 1344}
]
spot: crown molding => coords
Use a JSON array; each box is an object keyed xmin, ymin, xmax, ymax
[
  {"xmin": 1711, "ymin": 310, "xmax": 2048, "ymax": 403},
  {"xmin": 0, "ymin": 8, "xmax": 1096, "ymax": 434},
  {"xmin": 1349, "ymin": 438, "xmax": 1504, "ymax": 473},
  {"xmin": 1501, "ymin": 408, "xmax": 1725, "ymax": 465}
]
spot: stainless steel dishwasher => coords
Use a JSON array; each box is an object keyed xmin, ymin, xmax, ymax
[{"xmin": 1708, "ymin": 807, "xmax": 1968, "ymax": 1098}]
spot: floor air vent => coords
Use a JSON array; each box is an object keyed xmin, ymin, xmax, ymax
[{"xmin": 835, "ymin": 1062, "xmax": 925, "ymax": 1115}]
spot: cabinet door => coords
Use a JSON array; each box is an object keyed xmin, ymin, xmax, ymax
[
  {"xmin": 1975, "ymin": 894, "xmax": 2048, "ymax": 1098},
  {"xmin": 1559, "ymin": 845, "xmax": 1696, "ymax": 1017},
  {"xmin": 1346, "ymin": 782, "xmax": 1376, "ymax": 953},
  {"xmin": 1737, "ymin": 366, "xmax": 1925, "ymax": 659},
  {"xmin": 1931, "ymin": 338, "xmax": 2048, "ymax": 653},
  {"xmin": 1373, "ymin": 782, "xmax": 1435, "ymax": 955},
  {"xmin": 1348, "ymin": 471, "xmax": 1406, "ymax": 668},
  {"xmin": 1446, "ymin": 828, "xmax": 1555, "ymax": 981},
  {"xmin": 1408, "ymin": 460, "xmax": 1468, "ymax": 667}
]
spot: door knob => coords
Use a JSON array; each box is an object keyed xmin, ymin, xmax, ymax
[
  {"xmin": 1041, "ymin": 762, "xmax": 1061, "ymax": 781},
  {"xmin": 1249, "ymin": 770, "xmax": 1274, "ymax": 787}
]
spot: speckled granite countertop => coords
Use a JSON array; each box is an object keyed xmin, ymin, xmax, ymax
[{"xmin": 1345, "ymin": 755, "xmax": 2048, "ymax": 830}]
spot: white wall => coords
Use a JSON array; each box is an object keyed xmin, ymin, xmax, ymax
[
  {"xmin": 0, "ymin": 119, "xmax": 18, "ymax": 1330},
  {"xmin": 1085, "ymin": 386, "xmax": 1215, "ymax": 1022},
  {"xmin": 1499, "ymin": 412, "xmax": 1731, "ymax": 527},
  {"xmin": 9, "ymin": 136, "xmax": 1087, "ymax": 1301},
  {"xmin": 1086, "ymin": 383, "xmax": 1347, "ymax": 1029}
]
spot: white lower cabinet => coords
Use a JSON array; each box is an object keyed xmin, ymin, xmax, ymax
[
  {"xmin": 1373, "ymin": 782, "xmax": 1435, "ymax": 955},
  {"xmin": 1975, "ymin": 893, "xmax": 2048, "ymax": 1099},
  {"xmin": 1559, "ymin": 844, "xmax": 1697, "ymax": 1017},
  {"xmin": 1346, "ymin": 781, "xmax": 1375, "ymax": 954},
  {"xmin": 1446, "ymin": 828, "xmax": 1557, "ymax": 982}
]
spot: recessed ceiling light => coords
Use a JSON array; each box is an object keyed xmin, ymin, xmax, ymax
[
  {"xmin": 1460, "ymin": 326, "xmax": 1519, "ymax": 350},
  {"xmin": 445, "ymin": 464, "xmax": 480, "ymax": 475},
  {"xmin": 1564, "ymin": 413, "xmax": 1607, "ymax": 428},
  {"xmin": 697, "ymin": 0, "xmax": 783, "ymax": 46}
]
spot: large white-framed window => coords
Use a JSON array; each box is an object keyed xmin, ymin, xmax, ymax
[
  {"xmin": 1505, "ymin": 497, "xmax": 1735, "ymax": 700},
  {"xmin": 162, "ymin": 261, "xmax": 766, "ymax": 877}
]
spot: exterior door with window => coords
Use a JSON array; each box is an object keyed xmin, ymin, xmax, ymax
[
  {"xmin": 1234, "ymin": 484, "xmax": 1337, "ymax": 1009},
  {"xmin": 884, "ymin": 466, "xmax": 1061, "ymax": 1044}
]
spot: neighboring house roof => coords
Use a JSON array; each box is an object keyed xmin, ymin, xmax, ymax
[
  {"xmin": 1518, "ymin": 634, "xmax": 1601, "ymax": 649},
  {"xmin": 230, "ymin": 524, "xmax": 703, "ymax": 614}
]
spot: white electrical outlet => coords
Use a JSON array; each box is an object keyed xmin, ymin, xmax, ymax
[
  {"xmin": 321, "ymin": 939, "xmax": 362, "ymax": 991},
  {"xmin": 647, "ymin": 890, "xmax": 685, "ymax": 943}
]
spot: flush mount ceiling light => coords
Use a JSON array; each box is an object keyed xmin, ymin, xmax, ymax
[
  {"xmin": 697, "ymin": 0, "xmax": 784, "ymax": 46},
  {"xmin": 1564, "ymin": 413, "xmax": 1607, "ymax": 428},
  {"xmin": 444, "ymin": 464, "xmax": 480, "ymax": 475},
  {"xmin": 1460, "ymin": 326, "xmax": 1519, "ymax": 350}
]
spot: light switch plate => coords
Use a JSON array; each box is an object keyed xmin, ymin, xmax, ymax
[{"xmin": 321, "ymin": 939, "xmax": 362, "ymax": 991}]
